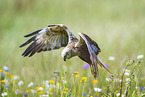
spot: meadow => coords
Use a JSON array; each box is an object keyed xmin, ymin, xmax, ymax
[{"xmin": 0, "ymin": 0, "xmax": 145, "ymax": 96}]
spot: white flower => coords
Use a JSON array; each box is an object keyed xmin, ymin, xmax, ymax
[
  {"xmin": 126, "ymin": 78, "xmax": 130, "ymax": 82},
  {"xmin": 137, "ymin": 55, "xmax": 144, "ymax": 59},
  {"xmin": 108, "ymin": 57, "xmax": 115, "ymax": 61},
  {"xmin": 45, "ymin": 84, "xmax": 50, "ymax": 89},
  {"xmin": 18, "ymin": 81, "xmax": 24, "ymax": 86},
  {"xmin": 106, "ymin": 78, "xmax": 111, "ymax": 82},
  {"xmin": 3, "ymin": 66, "xmax": 9, "ymax": 71},
  {"xmin": 43, "ymin": 80, "xmax": 49, "ymax": 85},
  {"xmin": 28, "ymin": 82, "xmax": 34, "ymax": 87},
  {"xmin": 124, "ymin": 72, "xmax": 129, "ymax": 76},
  {"xmin": 39, "ymin": 87, "xmax": 43, "ymax": 90},
  {"xmin": 94, "ymin": 87, "xmax": 102, "ymax": 92},
  {"xmin": 116, "ymin": 93, "xmax": 120, "ymax": 96},
  {"xmin": 1, "ymin": 92, "xmax": 7, "ymax": 96}
]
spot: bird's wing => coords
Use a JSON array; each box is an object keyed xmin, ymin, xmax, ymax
[
  {"xmin": 20, "ymin": 24, "xmax": 77, "ymax": 57},
  {"xmin": 78, "ymin": 33, "xmax": 112, "ymax": 78}
]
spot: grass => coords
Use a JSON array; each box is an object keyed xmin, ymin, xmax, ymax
[{"xmin": 0, "ymin": 0, "xmax": 145, "ymax": 96}]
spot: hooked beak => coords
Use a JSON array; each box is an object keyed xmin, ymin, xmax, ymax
[{"xmin": 64, "ymin": 55, "xmax": 67, "ymax": 62}]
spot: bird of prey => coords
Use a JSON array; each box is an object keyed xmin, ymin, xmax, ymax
[{"xmin": 20, "ymin": 24, "xmax": 113, "ymax": 78}]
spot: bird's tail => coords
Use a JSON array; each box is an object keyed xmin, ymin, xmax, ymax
[{"xmin": 97, "ymin": 56, "xmax": 114, "ymax": 76}]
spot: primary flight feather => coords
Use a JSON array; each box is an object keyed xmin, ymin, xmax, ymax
[{"xmin": 20, "ymin": 24, "xmax": 113, "ymax": 78}]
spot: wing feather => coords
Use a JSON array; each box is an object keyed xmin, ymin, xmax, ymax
[
  {"xmin": 20, "ymin": 24, "xmax": 78, "ymax": 57},
  {"xmin": 78, "ymin": 33, "xmax": 113, "ymax": 78}
]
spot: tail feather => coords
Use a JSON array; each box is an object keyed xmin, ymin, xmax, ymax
[{"xmin": 97, "ymin": 56, "xmax": 113, "ymax": 76}]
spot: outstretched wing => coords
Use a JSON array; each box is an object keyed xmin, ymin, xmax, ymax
[
  {"xmin": 78, "ymin": 33, "xmax": 112, "ymax": 78},
  {"xmin": 20, "ymin": 24, "xmax": 77, "ymax": 57}
]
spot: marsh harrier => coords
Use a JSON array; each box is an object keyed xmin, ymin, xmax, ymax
[{"xmin": 20, "ymin": 24, "xmax": 113, "ymax": 78}]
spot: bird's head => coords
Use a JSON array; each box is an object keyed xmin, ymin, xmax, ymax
[{"xmin": 61, "ymin": 47, "xmax": 72, "ymax": 62}]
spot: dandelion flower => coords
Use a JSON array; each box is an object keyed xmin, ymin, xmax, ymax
[
  {"xmin": 11, "ymin": 75, "xmax": 15, "ymax": 78},
  {"xmin": 36, "ymin": 87, "xmax": 43, "ymax": 91},
  {"xmin": 26, "ymin": 90, "xmax": 29, "ymax": 93},
  {"xmin": 1, "ymin": 80, "xmax": 5, "ymax": 83},
  {"xmin": 57, "ymin": 83, "xmax": 61, "ymax": 87},
  {"xmin": 93, "ymin": 80, "xmax": 98, "ymax": 84},
  {"xmin": 76, "ymin": 74, "xmax": 80, "ymax": 77},
  {"xmin": 73, "ymin": 70, "xmax": 79, "ymax": 74},
  {"xmin": 49, "ymin": 80, "xmax": 55, "ymax": 84},
  {"xmin": 61, "ymin": 91, "xmax": 66, "ymax": 94},
  {"xmin": 49, "ymin": 88, "xmax": 52, "ymax": 92},
  {"xmin": 137, "ymin": 55, "xmax": 144, "ymax": 59},
  {"xmin": 64, "ymin": 88, "xmax": 69, "ymax": 91},
  {"xmin": 81, "ymin": 77, "xmax": 87, "ymax": 82}
]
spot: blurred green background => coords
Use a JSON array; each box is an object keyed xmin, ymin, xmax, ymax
[{"xmin": 0, "ymin": 0, "xmax": 145, "ymax": 85}]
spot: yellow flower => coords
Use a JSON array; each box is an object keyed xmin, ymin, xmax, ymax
[
  {"xmin": 5, "ymin": 72, "xmax": 9, "ymax": 75},
  {"xmin": 26, "ymin": 90, "xmax": 29, "ymax": 93},
  {"xmin": 57, "ymin": 83, "xmax": 61, "ymax": 87},
  {"xmin": 93, "ymin": 80, "xmax": 98, "ymax": 84},
  {"xmin": 0, "ymin": 69, "xmax": 3, "ymax": 73},
  {"xmin": 90, "ymin": 96, "xmax": 93, "ymax": 97},
  {"xmin": 80, "ymin": 80, "xmax": 82, "ymax": 83},
  {"xmin": 49, "ymin": 88, "xmax": 52, "ymax": 92},
  {"xmin": 11, "ymin": 75, "xmax": 15, "ymax": 78},
  {"xmin": 76, "ymin": 74, "xmax": 80, "ymax": 77},
  {"xmin": 49, "ymin": 80, "xmax": 55, "ymax": 84},
  {"xmin": 29, "ymin": 89, "xmax": 33, "ymax": 91},
  {"xmin": 42, "ymin": 85, "xmax": 46, "ymax": 88},
  {"xmin": 72, "ymin": 74, "xmax": 74, "ymax": 76},
  {"xmin": 39, "ymin": 91, "xmax": 44, "ymax": 94},
  {"xmin": 73, "ymin": 71, "xmax": 79, "ymax": 74},
  {"xmin": 36, "ymin": 87, "xmax": 43, "ymax": 91},
  {"xmin": 64, "ymin": 88, "xmax": 69, "ymax": 91},
  {"xmin": 61, "ymin": 91, "xmax": 66, "ymax": 94},
  {"xmin": 81, "ymin": 77, "xmax": 87, "ymax": 82},
  {"xmin": 1, "ymin": 80, "xmax": 5, "ymax": 83},
  {"xmin": 62, "ymin": 77, "xmax": 64, "ymax": 79},
  {"xmin": 13, "ymin": 81, "xmax": 16, "ymax": 83}
]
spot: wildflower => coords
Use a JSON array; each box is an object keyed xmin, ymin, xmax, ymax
[
  {"xmin": 0, "ymin": 69, "xmax": 3, "ymax": 72},
  {"xmin": 1, "ymin": 80, "xmax": 5, "ymax": 83},
  {"xmin": 108, "ymin": 57, "xmax": 115, "ymax": 61},
  {"xmin": 1, "ymin": 92, "xmax": 7, "ymax": 96},
  {"xmin": 141, "ymin": 86, "xmax": 144, "ymax": 91},
  {"xmin": 116, "ymin": 93, "xmax": 120, "ymax": 96},
  {"xmin": 105, "ymin": 64, "xmax": 109, "ymax": 68},
  {"xmin": 53, "ymin": 70, "xmax": 59, "ymax": 76},
  {"xmin": 76, "ymin": 74, "xmax": 80, "ymax": 77},
  {"xmin": 42, "ymin": 85, "xmax": 46, "ymax": 88},
  {"xmin": 28, "ymin": 82, "xmax": 34, "ymax": 87},
  {"xmin": 83, "ymin": 63, "xmax": 90, "ymax": 69},
  {"xmin": 62, "ymin": 77, "xmax": 64, "ymax": 79},
  {"xmin": 73, "ymin": 70, "xmax": 79, "ymax": 74},
  {"xmin": 63, "ymin": 80, "xmax": 67, "ymax": 83},
  {"xmin": 36, "ymin": 87, "xmax": 43, "ymax": 91},
  {"xmin": 5, "ymin": 85, "xmax": 9, "ymax": 89},
  {"xmin": 81, "ymin": 77, "xmax": 87, "ymax": 82},
  {"xmin": 13, "ymin": 81, "xmax": 16, "ymax": 83},
  {"xmin": 124, "ymin": 72, "xmax": 129, "ymax": 76},
  {"xmin": 94, "ymin": 87, "xmax": 102, "ymax": 92},
  {"xmin": 57, "ymin": 83, "xmax": 61, "ymax": 87},
  {"xmin": 49, "ymin": 80, "xmax": 55, "ymax": 84},
  {"xmin": 61, "ymin": 91, "xmax": 66, "ymax": 94},
  {"xmin": 26, "ymin": 90, "xmax": 29, "ymax": 93},
  {"xmin": 18, "ymin": 81, "xmax": 24, "ymax": 86},
  {"xmin": 64, "ymin": 88, "xmax": 69, "ymax": 91},
  {"xmin": 23, "ymin": 92, "xmax": 28, "ymax": 97},
  {"xmin": 49, "ymin": 88, "xmax": 52, "ymax": 92},
  {"xmin": 83, "ymin": 92, "xmax": 87, "ymax": 95},
  {"xmin": 3, "ymin": 66, "xmax": 9, "ymax": 72},
  {"xmin": 106, "ymin": 78, "xmax": 111, "ymax": 82},
  {"xmin": 11, "ymin": 75, "xmax": 15, "ymax": 78},
  {"xmin": 137, "ymin": 55, "xmax": 144, "ymax": 59},
  {"xmin": 126, "ymin": 78, "xmax": 130, "ymax": 82},
  {"xmin": 5, "ymin": 72, "xmax": 9, "ymax": 75},
  {"xmin": 93, "ymin": 80, "xmax": 98, "ymax": 84},
  {"xmin": 39, "ymin": 91, "xmax": 44, "ymax": 95}
]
